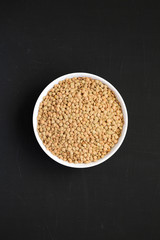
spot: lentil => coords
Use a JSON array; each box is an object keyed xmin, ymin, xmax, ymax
[{"xmin": 37, "ymin": 77, "xmax": 124, "ymax": 163}]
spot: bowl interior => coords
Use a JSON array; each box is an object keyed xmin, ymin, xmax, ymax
[{"xmin": 33, "ymin": 72, "xmax": 128, "ymax": 168}]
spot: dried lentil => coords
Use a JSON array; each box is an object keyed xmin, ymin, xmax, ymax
[{"xmin": 37, "ymin": 77, "xmax": 124, "ymax": 163}]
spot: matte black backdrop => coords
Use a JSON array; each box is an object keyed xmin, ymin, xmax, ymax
[{"xmin": 0, "ymin": 1, "xmax": 160, "ymax": 240}]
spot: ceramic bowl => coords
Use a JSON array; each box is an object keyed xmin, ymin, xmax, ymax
[{"xmin": 33, "ymin": 72, "xmax": 128, "ymax": 168}]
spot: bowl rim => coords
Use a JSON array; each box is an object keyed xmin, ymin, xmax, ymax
[{"xmin": 33, "ymin": 72, "xmax": 128, "ymax": 168}]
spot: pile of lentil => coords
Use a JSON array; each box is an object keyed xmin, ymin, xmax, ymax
[{"xmin": 37, "ymin": 77, "xmax": 124, "ymax": 164}]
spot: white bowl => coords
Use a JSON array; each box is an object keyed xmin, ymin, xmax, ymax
[{"xmin": 33, "ymin": 72, "xmax": 128, "ymax": 168}]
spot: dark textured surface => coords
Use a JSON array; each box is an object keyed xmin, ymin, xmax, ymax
[{"xmin": 0, "ymin": 1, "xmax": 160, "ymax": 239}]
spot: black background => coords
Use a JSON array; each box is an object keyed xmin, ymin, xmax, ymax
[{"xmin": 0, "ymin": 1, "xmax": 160, "ymax": 239}]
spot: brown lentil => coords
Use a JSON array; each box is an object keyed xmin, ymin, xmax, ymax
[{"xmin": 37, "ymin": 77, "xmax": 124, "ymax": 163}]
